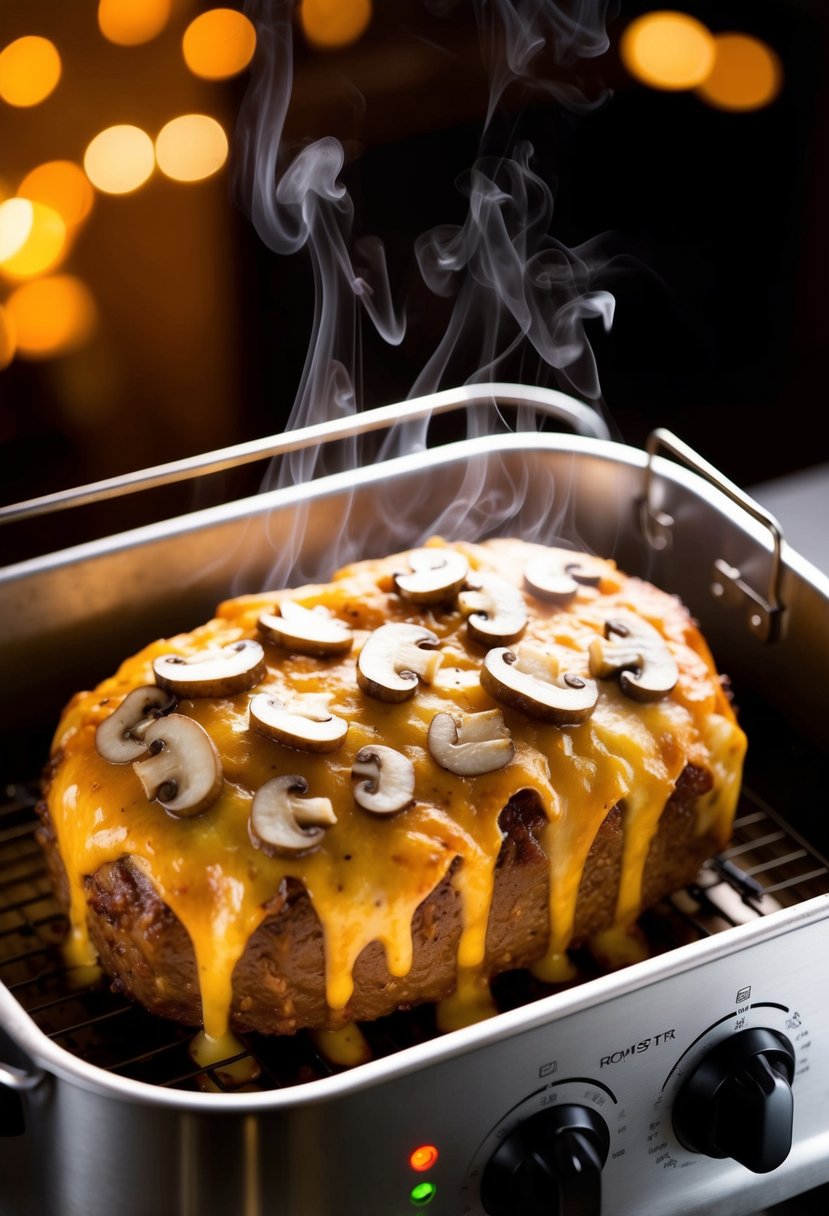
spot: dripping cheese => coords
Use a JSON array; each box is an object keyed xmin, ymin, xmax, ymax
[{"xmin": 38, "ymin": 538, "xmax": 746, "ymax": 1040}]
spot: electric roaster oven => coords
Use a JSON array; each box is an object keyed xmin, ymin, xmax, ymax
[{"xmin": 1, "ymin": 385, "xmax": 828, "ymax": 1216}]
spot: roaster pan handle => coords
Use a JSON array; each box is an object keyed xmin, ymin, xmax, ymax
[
  {"xmin": 0, "ymin": 1061, "xmax": 44, "ymax": 1093},
  {"xmin": 0, "ymin": 382, "xmax": 609, "ymax": 527},
  {"xmin": 641, "ymin": 428, "xmax": 785, "ymax": 643},
  {"xmin": 0, "ymin": 1059, "xmax": 45, "ymax": 1138}
]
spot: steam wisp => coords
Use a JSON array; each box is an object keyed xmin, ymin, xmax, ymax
[
  {"xmin": 469, "ymin": 0, "xmax": 613, "ymax": 123},
  {"xmin": 236, "ymin": 2, "xmax": 403, "ymax": 483},
  {"xmin": 233, "ymin": 0, "xmax": 619, "ymax": 587}
]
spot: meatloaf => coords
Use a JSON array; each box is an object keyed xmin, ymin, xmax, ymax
[{"xmin": 38, "ymin": 538, "xmax": 747, "ymax": 1040}]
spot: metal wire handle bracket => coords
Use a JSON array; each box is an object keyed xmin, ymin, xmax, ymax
[
  {"xmin": 640, "ymin": 428, "xmax": 785, "ymax": 644},
  {"xmin": 0, "ymin": 383, "xmax": 609, "ymax": 528}
]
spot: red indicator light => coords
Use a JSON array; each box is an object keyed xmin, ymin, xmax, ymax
[{"xmin": 409, "ymin": 1144, "xmax": 439, "ymax": 1172}]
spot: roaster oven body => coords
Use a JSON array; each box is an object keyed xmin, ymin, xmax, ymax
[{"xmin": 2, "ymin": 388, "xmax": 828, "ymax": 1216}]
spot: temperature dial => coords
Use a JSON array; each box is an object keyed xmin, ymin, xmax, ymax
[
  {"xmin": 672, "ymin": 1027, "xmax": 795, "ymax": 1174},
  {"xmin": 480, "ymin": 1104, "xmax": 610, "ymax": 1216}
]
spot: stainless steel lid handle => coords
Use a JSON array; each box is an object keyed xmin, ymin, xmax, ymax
[
  {"xmin": 641, "ymin": 427, "xmax": 785, "ymax": 644},
  {"xmin": 0, "ymin": 382, "xmax": 609, "ymax": 528}
]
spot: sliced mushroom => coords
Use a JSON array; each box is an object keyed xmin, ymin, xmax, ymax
[
  {"xmin": 351, "ymin": 745, "xmax": 415, "ymax": 815},
  {"xmin": 524, "ymin": 549, "xmax": 605, "ymax": 605},
  {"xmin": 249, "ymin": 692, "xmax": 348, "ymax": 753},
  {"xmin": 257, "ymin": 601, "xmax": 353, "ymax": 657},
  {"xmin": 393, "ymin": 548, "xmax": 469, "ymax": 605},
  {"xmin": 427, "ymin": 709, "xmax": 514, "ymax": 776},
  {"xmin": 153, "ymin": 640, "xmax": 265, "ymax": 698},
  {"xmin": 95, "ymin": 685, "xmax": 176, "ymax": 763},
  {"xmin": 458, "ymin": 574, "xmax": 528, "ymax": 647},
  {"xmin": 588, "ymin": 618, "xmax": 678, "ymax": 702},
  {"xmin": 356, "ymin": 623, "xmax": 442, "ymax": 702},
  {"xmin": 249, "ymin": 775, "xmax": 337, "ymax": 857},
  {"xmin": 481, "ymin": 644, "xmax": 598, "ymax": 725},
  {"xmin": 132, "ymin": 714, "xmax": 222, "ymax": 817}
]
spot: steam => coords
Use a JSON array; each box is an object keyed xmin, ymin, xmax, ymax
[
  {"xmin": 374, "ymin": 142, "xmax": 616, "ymax": 514},
  {"xmin": 235, "ymin": 1, "xmax": 403, "ymax": 487},
  {"xmin": 469, "ymin": 0, "xmax": 613, "ymax": 123},
  {"xmin": 232, "ymin": 0, "xmax": 619, "ymax": 587},
  {"xmin": 410, "ymin": 0, "xmax": 616, "ymax": 407},
  {"xmin": 411, "ymin": 146, "xmax": 614, "ymax": 399}
]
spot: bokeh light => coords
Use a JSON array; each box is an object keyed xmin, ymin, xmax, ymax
[
  {"xmin": 299, "ymin": 0, "xmax": 373, "ymax": 50},
  {"xmin": 0, "ymin": 199, "xmax": 34, "ymax": 262},
  {"xmin": 0, "ymin": 35, "xmax": 62, "ymax": 107},
  {"xmin": 155, "ymin": 115, "xmax": 229, "ymax": 183},
  {"xmin": 620, "ymin": 11, "xmax": 715, "ymax": 92},
  {"xmin": 182, "ymin": 8, "xmax": 257, "ymax": 80},
  {"xmin": 5, "ymin": 275, "xmax": 98, "ymax": 359},
  {"xmin": 84, "ymin": 125, "xmax": 155, "ymax": 195},
  {"xmin": 0, "ymin": 199, "xmax": 67, "ymax": 279},
  {"xmin": 0, "ymin": 304, "xmax": 15, "ymax": 370},
  {"xmin": 18, "ymin": 161, "xmax": 95, "ymax": 230},
  {"xmin": 98, "ymin": 0, "xmax": 172, "ymax": 47},
  {"xmin": 696, "ymin": 34, "xmax": 782, "ymax": 112}
]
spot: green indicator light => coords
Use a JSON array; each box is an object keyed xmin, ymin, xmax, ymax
[{"xmin": 410, "ymin": 1181, "xmax": 437, "ymax": 1207}]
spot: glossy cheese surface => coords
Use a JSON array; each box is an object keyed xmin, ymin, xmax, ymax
[{"xmin": 45, "ymin": 539, "xmax": 747, "ymax": 1040}]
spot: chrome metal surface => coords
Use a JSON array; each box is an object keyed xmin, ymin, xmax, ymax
[{"xmin": 2, "ymin": 387, "xmax": 829, "ymax": 1216}]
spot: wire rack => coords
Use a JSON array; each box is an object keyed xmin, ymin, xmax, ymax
[{"xmin": 1, "ymin": 779, "xmax": 827, "ymax": 1096}]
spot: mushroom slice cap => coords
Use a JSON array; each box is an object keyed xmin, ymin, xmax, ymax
[
  {"xmin": 481, "ymin": 644, "xmax": 598, "ymax": 725},
  {"xmin": 153, "ymin": 640, "xmax": 266, "ymax": 697},
  {"xmin": 356, "ymin": 623, "xmax": 442, "ymax": 702},
  {"xmin": 588, "ymin": 618, "xmax": 679, "ymax": 702},
  {"xmin": 458, "ymin": 574, "xmax": 528, "ymax": 647},
  {"xmin": 249, "ymin": 775, "xmax": 337, "ymax": 857},
  {"xmin": 427, "ymin": 709, "xmax": 514, "ymax": 776},
  {"xmin": 258, "ymin": 602, "xmax": 353, "ymax": 656},
  {"xmin": 249, "ymin": 692, "xmax": 348, "ymax": 753},
  {"xmin": 352, "ymin": 745, "xmax": 415, "ymax": 815},
  {"xmin": 394, "ymin": 548, "xmax": 469, "ymax": 605},
  {"xmin": 95, "ymin": 685, "xmax": 176, "ymax": 763},
  {"xmin": 132, "ymin": 714, "xmax": 222, "ymax": 817},
  {"xmin": 524, "ymin": 549, "xmax": 605, "ymax": 605}
]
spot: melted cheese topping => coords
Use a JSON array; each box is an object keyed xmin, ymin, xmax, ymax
[{"xmin": 46, "ymin": 539, "xmax": 746, "ymax": 1040}]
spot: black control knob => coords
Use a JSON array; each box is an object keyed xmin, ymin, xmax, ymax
[
  {"xmin": 672, "ymin": 1027, "xmax": 795, "ymax": 1173},
  {"xmin": 481, "ymin": 1104, "xmax": 610, "ymax": 1216}
]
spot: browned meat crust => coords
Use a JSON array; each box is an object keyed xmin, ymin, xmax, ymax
[{"xmin": 37, "ymin": 765, "xmax": 715, "ymax": 1034}]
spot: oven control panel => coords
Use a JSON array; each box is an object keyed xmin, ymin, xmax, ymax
[
  {"xmin": 463, "ymin": 1023, "xmax": 798, "ymax": 1216},
  {"xmin": 317, "ymin": 900, "xmax": 829, "ymax": 1216}
]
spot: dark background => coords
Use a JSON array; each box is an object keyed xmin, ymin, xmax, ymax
[{"xmin": 1, "ymin": 0, "xmax": 827, "ymax": 562}]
